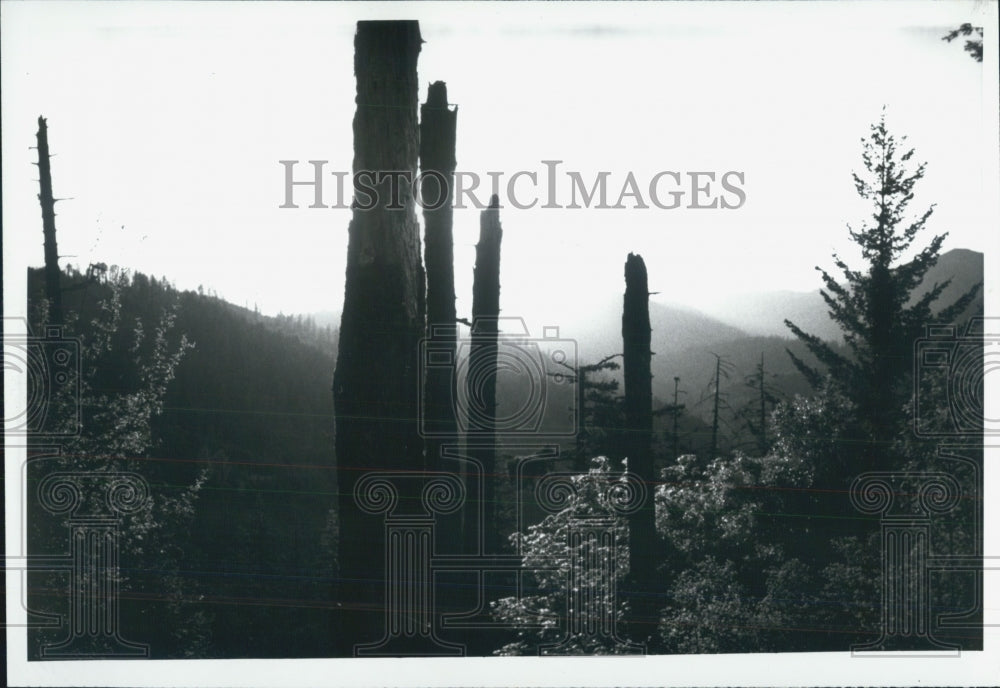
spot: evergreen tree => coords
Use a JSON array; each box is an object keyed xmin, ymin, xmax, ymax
[
  {"xmin": 28, "ymin": 267, "xmax": 206, "ymax": 658},
  {"xmin": 550, "ymin": 353, "xmax": 623, "ymax": 469},
  {"xmin": 491, "ymin": 457, "xmax": 635, "ymax": 655},
  {"xmin": 942, "ymin": 23, "xmax": 983, "ymax": 62},
  {"xmin": 784, "ymin": 113, "xmax": 980, "ymax": 468}
]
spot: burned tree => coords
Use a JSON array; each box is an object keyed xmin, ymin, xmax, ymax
[
  {"xmin": 551, "ymin": 354, "xmax": 623, "ymax": 470},
  {"xmin": 36, "ymin": 116, "xmax": 63, "ymax": 324},
  {"xmin": 621, "ymin": 252, "xmax": 656, "ymax": 647},
  {"xmin": 332, "ymin": 20, "xmax": 424, "ymax": 650},
  {"xmin": 741, "ymin": 353, "xmax": 779, "ymax": 456},
  {"xmin": 467, "ymin": 195, "xmax": 503, "ymax": 554},
  {"xmin": 654, "ymin": 375, "xmax": 685, "ymax": 461},
  {"xmin": 421, "ymin": 81, "xmax": 459, "ymax": 474}
]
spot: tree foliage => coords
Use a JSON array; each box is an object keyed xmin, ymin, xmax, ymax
[
  {"xmin": 491, "ymin": 457, "xmax": 635, "ymax": 655},
  {"xmin": 943, "ymin": 24, "xmax": 983, "ymax": 62},
  {"xmin": 29, "ymin": 266, "xmax": 208, "ymax": 657},
  {"xmin": 29, "ymin": 266, "xmax": 340, "ymax": 658},
  {"xmin": 784, "ymin": 113, "xmax": 980, "ymax": 466}
]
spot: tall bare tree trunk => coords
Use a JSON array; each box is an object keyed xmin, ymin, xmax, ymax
[
  {"xmin": 467, "ymin": 196, "xmax": 502, "ymax": 554},
  {"xmin": 866, "ymin": 259, "xmax": 896, "ymax": 470},
  {"xmin": 622, "ymin": 252, "xmax": 655, "ymax": 647},
  {"xmin": 758, "ymin": 353, "xmax": 767, "ymax": 455},
  {"xmin": 672, "ymin": 376, "xmax": 681, "ymax": 460},
  {"xmin": 332, "ymin": 20, "xmax": 424, "ymax": 653},
  {"xmin": 421, "ymin": 81, "xmax": 458, "ymax": 475},
  {"xmin": 575, "ymin": 366, "xmax": 588, "ymax": 471},
  {"xmin": 710, "ymin": 353, "xmax": 721, "ymax": 459},
  {"xmin": 36, "ymin": 116, "xmax": 62, "ymax": 325}
]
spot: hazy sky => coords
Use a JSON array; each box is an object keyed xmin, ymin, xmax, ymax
[{"xmin": 2, "ymin": 1, "xmax": 994, "ymax": 335}]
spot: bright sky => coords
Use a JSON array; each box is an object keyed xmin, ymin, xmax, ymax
[{"xmin": 2, "ymin": 1, "xmax": 994, "ymax": 332}]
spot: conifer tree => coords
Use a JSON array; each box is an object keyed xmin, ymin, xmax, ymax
[
  {"xmin": 784, "ymin": 113, "xmax": 979, "ymax": 467},
  {"xmin": 551, "ymin": 353, "xmax": 623, "ymax": 470}
]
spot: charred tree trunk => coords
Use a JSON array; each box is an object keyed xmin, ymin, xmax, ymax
[
  {"xmin": 421, "ymin": 81, "xmax": 459, "ymax": 475},
  {"xmin": 332, "ymin": 20, "xmax": 424, "ymax": 653},
  {"xmin": 467, "ymin": 196, "xmax": 502, "ymax": 554},
  {"xmin": 36, "ymin": 116, "xmax": 63, "ymax": 325},
  {"xmin": 710, "ymin": 353, "xmax": 721, "ymax": 459},
  {"xmin": 622, "ymin": 252, "xmax": 655, "ymax": 647},
  {"xmin": 758, "ymin": 353, "xmax": 767, "ymax": 455},
  {"xmin": 575, "ymin": 366, "xmax": 588, "ymax": 471},
  {"xmin": 865, "ymin": 259, "xmax": 897, "ymax": 469},
  {"xmin": 672, "ymin": 376, "xmax": 681, "ymax": 460}
]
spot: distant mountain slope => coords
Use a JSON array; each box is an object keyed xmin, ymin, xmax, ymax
[
  {"xmin": 915, "ymin": 248, "xmax": 984, "ymax": 323},
  {"xmin": 700, "ymin": 290, "xmax": 835, "ymax": 341},
  {"xmin": 653, "ymin": 336, "xmax": 824, "ymax": 424},
  {"xmin": 29, "ymin": 267, "xmax": 339, "ymax": 658},
  {"xmin": 699, "ymin": 248, "xmax": 984, "ymax": 339},
  {"xmin": 564, "ymin": 295, "xmax": 748, "ymax": 365},
  {"xmin": 305, "ymin": 248, "xmax": 981, "ymax": 455}
]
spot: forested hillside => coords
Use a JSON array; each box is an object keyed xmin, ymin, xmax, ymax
[
  {"xmin": 25, "ymin": 220, "xmax": 983, "ymax": 657},
  {"xmin": 28, "ymin": 267, "xmax": 339, "ymax": 658},
  {"xmin": 699, "ymin": 248, "xmax": 983, "ymax": 339}
]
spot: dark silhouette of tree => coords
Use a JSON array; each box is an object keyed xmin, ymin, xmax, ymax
[
  {"xmin": 943, "ymin": 23, "xmax": 983, "ymax": 62},
  {"xmin": 739, "ymin": 353, "xmax": 781, "ymax": 456},
  {"xmin": 467, "ymin": 195, "xmax": 503, "ymax": 554},
  {"xmin": 27, "ymin": 267, "xmax": 205, "ymax": 658},
  {"xmin": 491, "ymin": 457, "xmax": 634, "ymax": 655},
  {"xmin": 421, "ymin": 81, "xmax": 459, "ymax": 475},
  {"xmin": 332, "ymin": 20, "xmax": 424, "ymax": 650},
  {"xmin": 35, "ymin": 116, "xmax": 63, "ymax": 324},
  {"xmin": 784, "ymin": 112, "xmax": 980, "ymax": 468},
  {"xmin": 654, "ymin": 375, "xmax": 685, "ymax": 461},
  {"xmin": 707, "ymin": 353, "xmax": 731, "ymax": 460},
  {"xmin": 621, "ymin": 252, "xmax": 656, "ymax": 647},
  {"xmin": 693, "ymin": 352, "xmax": 736, "ymax": 461},
  {"xmin": 550, "ymin": 353, "xmax": 623, "ymax": 470}
]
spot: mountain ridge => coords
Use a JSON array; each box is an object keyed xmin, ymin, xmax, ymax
[{"xmin": 697, "ymin": 247, "xmax": 983, "ymax": 339}]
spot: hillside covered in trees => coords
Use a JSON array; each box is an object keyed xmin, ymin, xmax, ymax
[
  {"xmin": 18, "ymin": 17, "xmax": 986, "ymax": 664},
  {"xmin": 27, "ymin": 266, "xmax": 339, "ymax": 658},
  {"xmin": 23, "ymin": 181, "xmax": 985, "ymax": 660}
]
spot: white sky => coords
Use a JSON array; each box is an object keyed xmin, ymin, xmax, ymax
[{"xmin": 1, "ymin": 1, "xmax": 993, "ymax": 332}]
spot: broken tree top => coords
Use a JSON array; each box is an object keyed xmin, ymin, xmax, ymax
[
  {"xmin": 625, "ymin": 252, "xmax": 648, "ymax": 287},
  {"xmin": 427, "ymin": 81, "xmax": 449, "ymax": 109}
]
